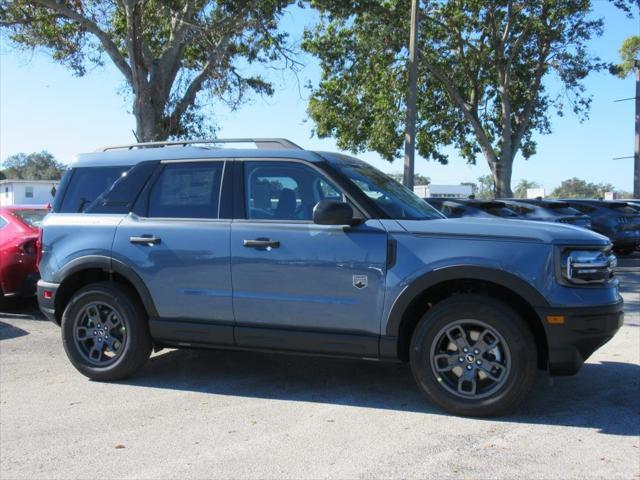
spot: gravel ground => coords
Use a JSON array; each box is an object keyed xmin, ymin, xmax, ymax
[{"xmin": 1, "ymin": 254, "xmax": 638, "ymax": 480}]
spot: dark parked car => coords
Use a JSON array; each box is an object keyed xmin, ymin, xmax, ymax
[
  {"xmin": 561, "ymin": 199, "xmax": 640, "ymax": 255},
  {"xmin": 425, "ymin": 198, "xmax": 520, "ymax": 219},
  {"xmin": 500, "ymin": 199, "xmax": 592, "ymax": 229}
]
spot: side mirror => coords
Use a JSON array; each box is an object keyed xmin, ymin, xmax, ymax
[{"xmin": 313, "ymin": 200, "xmax": 362, "ymax": 226}]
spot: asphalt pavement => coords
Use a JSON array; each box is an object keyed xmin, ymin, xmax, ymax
[{"xmin": 1, "ymin": 254, "xmax": 638, "ymax": 479}]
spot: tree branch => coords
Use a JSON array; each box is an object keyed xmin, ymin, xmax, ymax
[
  {"xmin": 28, "ymin": 0, "xmax": 133, "ymax": 84},
  {"xmin": 420, "ymin": 56, "xmax": 496, "ymax": 162}
]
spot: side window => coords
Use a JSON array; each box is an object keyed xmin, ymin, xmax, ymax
[
  {"xmin": 148, "ymin": 162, "xmax": 223, "ymax": 219},
  {"xmin": 0, "ymin": 216, "xmax": 7, "ymax": 228},
  {"xmin": 86, "ymin": 161, "xmax": 157, "ymax": 214},
  {"xmin": 59, "ymin": 166, "xmax": 130, "ymax": 213},
  {"xmin": 244, "ymin": 161, "xmax": 344, "ymax": 221}
]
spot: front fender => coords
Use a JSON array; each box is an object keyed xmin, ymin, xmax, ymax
[{"xmin": 384, "ymin": 265, "xmax": 550, "ymax": 338}]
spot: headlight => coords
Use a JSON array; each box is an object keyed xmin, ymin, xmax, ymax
[{"xmin": 560, "ymin": 248, "xmax": 616, "ymax": 285}]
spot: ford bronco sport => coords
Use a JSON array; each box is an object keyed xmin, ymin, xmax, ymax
[{"xmin": 37, "ymin": 138, "xmax": 624, "ymax": 416}]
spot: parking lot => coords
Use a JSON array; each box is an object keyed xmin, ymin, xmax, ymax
[{"xmin": 1, "ymin": 254, "xmax": 638, "ymax": 480}]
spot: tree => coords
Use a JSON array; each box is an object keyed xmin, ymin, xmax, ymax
[
  {"xmin": 460, "ymin": 181, "xmax": 477, "ymax": 195},
  {"xmin": 476, "ymin": 174, "xmax": 495, "ymax": 200},
  {"xmin": 389, "ymin": 171, "xmax": 431, "ymax": 185},
  {"xmin": 1, "ymin": 1, "xmax": 298, "ymax": 142},
  {"xmin": 611, "ymin": 36, "xmax": 640, "ymax": 78},
  {"xmin": 514, "ymin": 179, "xmax": 541, "ymax": 198},
  {"xmin": 1, "ymin": 151, "xmax": 66, "ymax": 180},
  {"xmin": 550, "ymin": 178, "xmax": 614, "ymax": 199},
  {"xmin": 303, "ymin": 0, "xmax": 607, "ymax": 197}
]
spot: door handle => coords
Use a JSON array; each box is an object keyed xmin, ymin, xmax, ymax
[
  {"xmin": 243, "ymin": 238, "xmax": 280, "ymax": 249},
  {"xmin": 130, "ymin": 235, "xmax": 161, "ymax": 245}
]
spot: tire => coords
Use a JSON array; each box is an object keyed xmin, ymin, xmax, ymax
[
  {"xmin": 410, "ymin": 294, "xmax": 537, "ymax": 417},
  {"xmin": 61, "ymin": 282, "xmax": 152, "ymax": 381}
]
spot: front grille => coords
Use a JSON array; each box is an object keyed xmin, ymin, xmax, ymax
[{"xmin": 617, "ymin": 214, "xmax": 640, "ymax": 222}]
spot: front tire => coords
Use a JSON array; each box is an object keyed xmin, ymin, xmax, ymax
[
  {"xmin": 61, "ymin": 282, "xmax": 152, "ymax": 381},
  {"xmin": 410, "ymin": 294, "xmax": 537, "ymax": 417}
]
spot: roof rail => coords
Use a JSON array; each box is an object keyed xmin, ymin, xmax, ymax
[{"xmin": 99, "ymin": 138, "xmax": 303, "ymax": 152}]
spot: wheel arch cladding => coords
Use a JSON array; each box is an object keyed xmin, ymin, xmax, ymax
[
  {"xmin": 387, "ymin": 266, "xmax": 549, "ymax": 368},
  {"xmin": 53, "ymin": 256, "xmax": 158, "ymax": 324}
]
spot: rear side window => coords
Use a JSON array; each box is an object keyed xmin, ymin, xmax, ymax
[
  {"xmin": 59, "ymin": 166, "xmax": 130, "ymax": 213},
  {"xmin": 0, "ymin": 216, "xmax": 6, "ymax": 228},
  {"xmin": 85, "ymin": 162, "xmax": 157, "ymax": 214},
  {"xmin": 147, "ymin": 162, "xmax": 223, "ymax": 219}
]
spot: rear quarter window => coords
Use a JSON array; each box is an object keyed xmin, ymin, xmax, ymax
[{"xmin": 58, "ymin": 166, "xmax": 132, "ymax": 213}]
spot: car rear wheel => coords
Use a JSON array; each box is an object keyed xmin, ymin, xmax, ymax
[
  {"xmin": 61, "ymin": 282, "xmax": 152, "ymax": 381},
  {"xmin": 410, "ymin": 294, "xmax": 537, "ymax": 417}
]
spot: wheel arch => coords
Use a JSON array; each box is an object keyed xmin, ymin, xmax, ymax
[
  {"xmin": 52, "ymin": 256, "xmax": 158, "ymax": 324},
  {"xmin": 384, "ymin": 266, "xmax": 549, "ymax": 368}
]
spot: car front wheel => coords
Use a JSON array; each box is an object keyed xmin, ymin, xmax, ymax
[{"xmin": 410, "ymin": 294, "xmax": 537, "ymax": 417}]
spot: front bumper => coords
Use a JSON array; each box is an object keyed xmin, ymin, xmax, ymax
[
  {"xmin": 537, "ymin": 298, "xmax": 624, "ymax": 375},
  {"xmin": 37, "ymin": 280, "xmax": 59, "ymax": 324}
]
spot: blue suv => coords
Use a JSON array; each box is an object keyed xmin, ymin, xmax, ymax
[{"xmin": 37, "ymin": 139, "xmax": 623, "ymax": 416}]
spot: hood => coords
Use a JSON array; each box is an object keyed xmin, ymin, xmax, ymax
[{"xmin": 392, "ymin": 217, "xmax": 610, "ymax": 246}]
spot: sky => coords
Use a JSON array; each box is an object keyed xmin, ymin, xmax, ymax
[{"xmin": 0, "ymin": 2, "xmax": 638, "ymax": 193}]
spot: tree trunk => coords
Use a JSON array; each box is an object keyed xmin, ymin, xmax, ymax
[
  {"xmin": 489, "ymin": 158, "xmax": 513, "ymax": 198},
  {"xmin": 634, "ymin": 63, "xmax": 639, "ymax": 199},
  {"xmin": 133, "ymin": 93, "xmax": 165, "ymax": 142}
]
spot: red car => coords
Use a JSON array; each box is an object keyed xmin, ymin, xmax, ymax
[{"xmin": 0, "ymin": 205, "xmax": 48, "ymax": 301}]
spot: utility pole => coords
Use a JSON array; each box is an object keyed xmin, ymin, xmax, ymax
[
  {"xmin": 403, "ymin": 0, "xmax": 420, "ymax": 190},
  {"xmin": 634, "ymin": 60, "xmax": 639, "ymax": 198}
]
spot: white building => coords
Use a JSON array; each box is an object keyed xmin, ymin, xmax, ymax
[
  {"xmin": 0, "ymin": 180, "xmax": 59, "ymax": 206},
  {"xmin": 526, "ymin": 187, "xmax": 546, "ymax": 199},
  {"xmin": 413, "ymin": 184, "xmax": 473, "ymax": 199}
]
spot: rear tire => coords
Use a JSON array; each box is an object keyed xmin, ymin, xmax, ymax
[
  {"xmin": 410, "ymin": 294, "xmax": 537, "ymax": 417},
  {"xmin": 61, "ymin": 282, "xmax": 152, "ymax": 381}
]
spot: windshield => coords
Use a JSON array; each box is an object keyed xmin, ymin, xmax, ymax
[
  {"xmin": 542, "ymin": 203, "xmax": 583, "ymax": 215},
  {"xmin": 12, "ymin": 209, "xmax": 47, "ymax": 227},
  {"xmin": 483, "ymin": 206, "xmax": 519, "ymax": 218},
  {"xmin": 332, "ymin": 160, "xmax": 444, "ymax": 220}
]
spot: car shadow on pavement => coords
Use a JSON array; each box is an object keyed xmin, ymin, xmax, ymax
[
  {"xmin": 121, "ymin": 348, "xmax": 639, "ymax": 436},
  {"xmin": 0, "ymin": 298, "xmax": 46, "ymax": 321},
  {"xmin": 0, "ymin": 321, "xmax": 29, "ymax": 340}
]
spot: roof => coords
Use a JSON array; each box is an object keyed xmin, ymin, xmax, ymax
[
  {"xmin": 72, "ymin": 147, "xmax": 332, "ymax": 167},
  {"xmin": 561, "ymin": 199, "xmax": 628, "ymax": 207},
  {"xmin": 70, "ymin": 138, "xmax": 333, "ymax": 167},
  {"xmin": 0, "ymin": 179, "xmax": 59, "ymax": 184}
]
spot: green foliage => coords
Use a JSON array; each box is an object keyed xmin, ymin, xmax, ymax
[
  {"xmin": 475, "ymin": 174, "xmax": 495, "ymax": 200},
  {"xmin": 611, "ymin": 36, "xmax": 640, "ymax": 78},
  {"xmin": 1, "ymin": 151, "xmax": 66, "ymax": 180},
  {"xmin": 550, "ymin": 178, "xmax": 615, "ymax": 199},
  {"xmin": 514, "ymin": 179, "xmax": 541, "ymax": 199},
  {"xmin": 303, "ymin": 0, "xmax": 606, "ymax": 196},
  {"xmin": 1, "ymin": 1, "xmax": 298, "ymax": 141}
]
